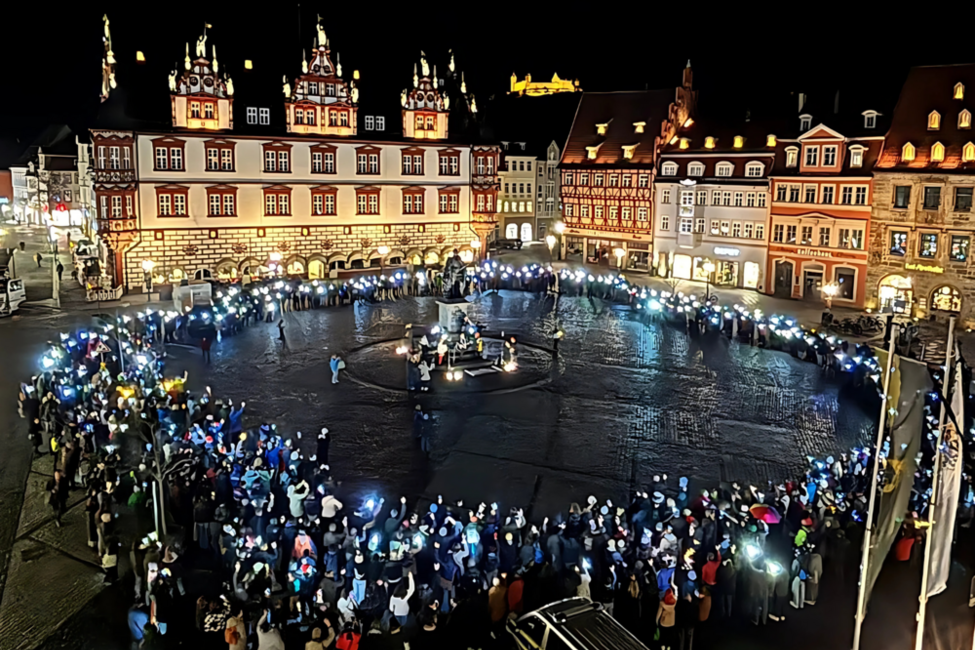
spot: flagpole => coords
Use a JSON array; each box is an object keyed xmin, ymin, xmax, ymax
[
  {"xmin": 914, "ymin": 315, "xmax": 955, "ymax": 650},
  {"xmin": 853, "ymin": 322, "xmax": 899, "ymax": 650}
]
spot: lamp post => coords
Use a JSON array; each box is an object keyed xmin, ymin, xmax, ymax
[
  {"xmin": 554, "ymin": 221, "xmax": 565, "ymax": 261},
  {"xmin": 613, "ymin": 247, "xmax": 626, "ymax": 271},
  {"xmin": 822, "ymin": 281, "xmax": 839, "ymax": 310},
  {"xmin": 545, "ymin": 234, "xmax": 557, "ymax": 260},
  {"xmin": 702, "ymin": 259, "xmax": 716, "ymax": 301},
  {"xmin": 141, "ymin": 259, "xmax": 156, "ymax": 303},
  {"xmin": 377, "ymin": 245, "xmax": 390, "ymax": 274},
  {"xmin": 48, "ymin": 227, "xmax": 60, "ymax": 308},
  {"xmin": 470, "ymin": 238, "xmax": 482, "ymax": 264}
]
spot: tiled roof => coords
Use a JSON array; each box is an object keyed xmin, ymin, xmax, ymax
[
  {"xmin": 560, "ymin": 90, "xmax": 674, "ymax": 166},
  {"xmin": 876, "ymin": 63, "xmax": 975, "ymax": 175}
]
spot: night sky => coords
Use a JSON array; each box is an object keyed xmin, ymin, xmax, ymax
[{"xmin": 2, "ymin": 2, "xmax": 973, "ymax": 126}]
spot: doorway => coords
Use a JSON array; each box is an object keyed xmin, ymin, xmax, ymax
[
  {"xmin": 773, "ymin": 260, "xmax": 794, "ymax": 297},
  {"xmin": 803, "ymin": 268, "xmax": 824, "ymax": 300}
]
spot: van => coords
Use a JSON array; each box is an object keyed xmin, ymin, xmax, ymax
[{"xmin": 507, "ymin": 598, "xmax": 650, "ymax": 650}]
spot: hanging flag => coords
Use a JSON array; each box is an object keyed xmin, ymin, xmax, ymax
[
  {"xmin": 927, "ymin": 351, "xmax": 965, "ymax": 597},
  {"xmin": 864, "ymin": 356, "xmax": 932, "ymax": 603}
]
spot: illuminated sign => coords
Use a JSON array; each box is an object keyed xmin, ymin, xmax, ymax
[
  {"xmin": 905, "ymin": 263, "xmax": 944, "ymax": 274},
  {"xmin": 713, "ymin": 246, "xmax": 740, "ymax": 256},
  {"xmin": 797, "ymin": 248, "xmax": 833, "ymax": 258}
]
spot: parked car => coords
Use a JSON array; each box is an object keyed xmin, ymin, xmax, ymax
[
  {"xmin": 491, "ymin": 238, "xmax": 523, "ymax": 251},
  {"xmin": 507, "ymin": 598, "xmax": 650, "ymax": 650}
]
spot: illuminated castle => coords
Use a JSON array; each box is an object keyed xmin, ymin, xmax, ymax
[{"xmin": 509, "ymin": 72, "xmax": 580, "ymax": 97}]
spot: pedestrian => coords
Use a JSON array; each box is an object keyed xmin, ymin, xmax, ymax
[
  {"xmin": 330, "ymin": 354, "xmax": 344, "ymax": 384},
  {"xmin": 35, "ymin": 252, "xmax": 43, "ymax": 268},
  {"xmin": 656, "ymin": 588, "xmax": 677, "ymax": 650},
  {"xmin": 488, "ymin": 576, "xmax": 507, "ymax": 639},
  {"xmin": 278, "ymin": 319, "xmax": 286, "ymax": 341},
  {"xmin": 46, "ymin": 470, "xmax": 69, "ymax": 527},
  {"xmin": 56, "ymin": 260, "xmax": 64, "ymax": 282},
  {"xmin": 201, "ymin": 337, "xmax": 212, "ymax": 364}
]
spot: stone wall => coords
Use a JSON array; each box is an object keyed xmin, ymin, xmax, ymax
[
  {"xmin": 867, "ymin": 172, "xmax": 975, "ymax": 326},
  {"xmin": 121, "ymin": 222, "xmax": 476, "ymax": 290}
]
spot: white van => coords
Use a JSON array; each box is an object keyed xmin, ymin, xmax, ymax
[{"xmin": 507, "ymin": 598, "xmax": 650, "ymax": 650}]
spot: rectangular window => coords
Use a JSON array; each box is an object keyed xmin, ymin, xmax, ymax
[
  {"xmin": 369, "ymin": 154, "xmax": 379, "ymax": 174},
  {"xmin": 173, "ymin": 194, "xmax": 185, "ymax": 215},
  {"xmin": 662, "ymin": 189, "xmax": 671, "ymax": 204},
  {"xmin": 786, "ymin": 224, "xmax": 797, "ymax": 243},
  {"xmin": 190, "ymin": 102, "xmax": 200, "ymax": 119},
  {"xmin": 204, "ymin": 103, "xmax": 214, "ymax": 119},
  {"xmin": 325, "ymin": 195, "xmax": 335, "ymax": 215},
  {"xmin": 819, "ymin": 227, "xmax": 831, "ymax": 247},
  {"xmin": 223, "ymin": 194, "xmax": 234, "ymax": 215},
  {"xmin": 403, "ymin": 155, "xmax": 413, "ymax": 175},
  {"xmin": 924, "ymin": 186, "xmax": 941, "ymax": 210},
  {"xmin": 594, "ymin": 174, "xmax": 604, "ymax": 186},
  {"xmin": 746, "ymin": 192, "xmax": 756, "ymax": 207},
  {"xmin": 609, "ymin": 206, "xmax": 618, "ymax": 220},
  {"xmin": 155, "ymin": 147, "xmax": 167, "ymax": 170},
  {"xmin": 278, "ymin": 151, "xmax": 290, "ymax": 172},
  {"xmin": 403, "ymin": 195, "xmax": 413, "ymax": 214},
  {"xmin": 110, "ymin": 195, "xmax": 122, "ymax": 217},
  {"xmin": 369, "ymin": 195, "xmax": 378, "ymax": 213},
  {"xmin": 955, "ymin": 187, "xmax": 973, "ymax": 211},
  {"xmin": 158, "ymin": 194, "xmax": 171, "ymax": 215},
  {"xmin": 265, "ymin": 150, "xmax": 277, "ymax": 172},
  {"xmin": 789, "ymin": 185, "xmax": 800, "ymax": 202},
  {"xmin": 413, "ymin": 154, "xmax": 423, "ymax": 175},
  {"xmin": 330, "ymin": 111, "xmax": 339, "ymax": 127},
  {"xmin": 755, "ymin": 224, "xmax": 764, "ymax": 240},
  {"xmin": 259, "ymin": 108, "xmax": 270, "ymax": 125},
  {"xmin": 710, "ymin": 220, "xmax": 720, "ymax": 235},
  {"xmin": 365, "ymin": 116, "xmax": 375, "ymax": 131},
  {"xmin": 100, "ymin": 195, "xmax": 107, "ymax": 218},
  {"xmin": 123, "ymin": 147, "xmax": 131, "ymax": 169},
  {"xmin": 695, "ymin": 217, "xmax": 705, "ymax": 232},
  {"xmin": 340, "ymin": 112, "xmax": 349, "ymax": 127},
  {"xmin": 169, "ymin": 148, "xmax": 183, "ymax": 170},
  {"xmin": 805, "ymin": 186, "xmax": 817, "ymax": 203},
  {"xmin": 951, "ymin": 235, "xmax": 970, "ymax": 261},
  {"xmin": 207, "ymin": 148, "xmax": 219, "ymax": 171},
  {"xmin": 721, "ymin": 221, "xmax": 730, "ymax": 234},
  {"xmin": 308, "ymin": 107, "xmax": 317, "ymax": 125},
  {"xmin": 415, "ymin": 194, "xmax": 424, "ymax": 213},
  {"xmin": 680, "ymin": 191, "xmax": 694, "ymax": 207},
  {"xmin": 841, "ymin": 187, "xmax": 853, "ymax": 204},
  {"xmin": 637, "ymin": 207, "xmax": 648, "ymax": 222},
  {"xmin": 839, "ymin": 228, "xmax": 864, "ymax": 250},
  {"xmin": 313, "ymin": 152, "xmax": 323, "ymax": 173},
  {"xmin": 324, "ymin": 153, "xmax": 335, "ymax": 173},
  {"xmin": 894, "ymin": 186, "xmax": 911, "ymax": 208},
  {"xmin": 313, "ymin": 195, "xmax": 324, "ymax": 215},
  {"xmin": 221, "ymin": 149, "xmax": 233, "ymax": 171},
  {"xmin": 357, "ymin": 154, "xmax": 367, "ymax": 174},
  {"xmin": 622, "ymin": 174, "xmax": 632, "ymax": 187},
  {"xmin": 660, "ymin": 215, "xmax": 670, "ymax": 230},
  {"xmin": 125, "ymin": 195, "xmax": 133, "ymax": 216},
  {"xmin": 581, "ymin": 205, "xmax": 590, "ymax": 218},
  {"xmin": 265, "ymin": 194, "xmax": 277, "ymax": 215},
  {"xmin": 823, "ymin": 145, "xmax": 837, "ymax": 166},
  {"xmin": 758, "ymin": 193, "xmax": 766, "ymax": 208},
  {"xmin": 279, "ymin": 194, "xmax": 289, "ymax": 215},
  {"xmin": 822, "ymin": 186, "xmax": 834, "ymax": 204},
  {"xmin": 919, "ymin": 233, "xmax": 938, "ymax": 257},
  {"xmin": 889, "ymin": 231, "xmax": 907, "ymax": 256},
  {"xmin": 776, "ymin": 185, "xmax": 787, "ymax": 202},
  {"xmin": 638, "ymin": 174, "xmax": 649, "ymax": 188},
  {"xmin": 357, "ymin": 194, "xmax": 367, "ymax": 214},
  {"xmin": 697, "ymin": 190, "xmax": 707, "ymax": 206},
  {"xmin": 439, "ymin": 156, "xmax": 448, "ymax": 175},
  {"xmin": 64, "ymin": 189, "xmax": 72, "ymax": 202},
  {"xmin": 247, "ymin": 107, "xmax": 257, "ymax": 125},
  {"xmin": 733, "ymin": 192, "xmax": 744, "ymax": 207},
  {"xmin": 805, "ymin": 146, "xmax": 819, "ymax": 166},
  {"xmin": 376, "ymin": 116, "xmax": 385, "ymax": 131},
  {"xmin": 801, "ymin": 226, "xmax": 813, "ymax": 245},
  {"xmin": 855, "ymin": 187, "xmax": 867, "ymax": 205},
  {"xmin": 109, "ymin": 147, "xmax": 120, "ymax": 169},
  {"xmin": 723, "ymin": 191, "xmax": 732, "ymax": 206},
  {"xmin": 209, "ymin": 194, "xmax": 221, "ymax": 216},
  {"xmin": 97, "ymin": 146, "xmax": 106, "ymax": 168},
  {"xmin": 679, "ymin": 217, "xmax": 693, "ymax": 233},
  {"xmin": 594, "ymin": 206, "xmax": 604, "ymax": 219},
  {"xmin": 609, "ymin": 174, "xmax": 619, "ymax": 187},
  {"xmin": 732, "ymin": 222, "xmax": 742, "ymax": 238},
  {"xmin": 744, "ymin": 223, "xmax": 754, "ymax": 238}
]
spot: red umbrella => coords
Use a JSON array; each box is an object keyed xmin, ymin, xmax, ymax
[{"xmin": 750, "ymin": 504, "xmax": 782, "ymax": 524}]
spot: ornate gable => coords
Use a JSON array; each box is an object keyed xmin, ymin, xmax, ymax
[
  {"xmin": 401, "ymin": 52, "xmax": 449, "ymax": 140},
  {"xmin": 169, "ymin": 28, "xmax": 234, "ymax": 130}
]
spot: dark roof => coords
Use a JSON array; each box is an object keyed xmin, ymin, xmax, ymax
[
  {"xmin": 483, "ymin": 93, "xmax": 581, "ymax": 159},
  {"xmin": 876, "ymin": 63, "xmax": 975, "ymax": 175},
  {"xmin": 561, "ymin": 90, "xmax": 674, "ymax": 166}
]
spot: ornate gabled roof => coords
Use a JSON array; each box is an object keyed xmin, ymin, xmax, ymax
[
  {"xmin": 401, "ymin": 52, "xmax": 449, "ymax": 113},
  {"xmin": 284, "ymin": 17, "xmax": 358, "ymax": 107},
  {"xmin": 169, "ymin": 28, "xmax": 234, "ymax": 100}
]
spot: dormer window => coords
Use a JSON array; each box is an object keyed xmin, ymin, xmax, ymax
[
  {"xmin": 932, "ymin": 142, "xmax": 945, "ymax": 163},
  {"xmin": 745, "ymin": 162, "xmax": 764, "ymax": 177},
  {"xmin": 715, "ymin": 162, "xmax": 733, "ymax": 177},
  {"xmin": 733, "ymin": 135, "xmax": 744, "ymax": 148},
  {"xmin": 704, "ymin": 137, "xmax": 715, "ymax": 149},
  {"xmin": 679, "ymin": 138, "xmax": 689, "ymax": 150},
  {"xmin": 622, "ymin": 144, "xmax": 638, "ymax": 160},
  {"xmin": 633, "ymin": 121, "xmax": 646, "ymax": 134},
  {"xmin": 850, "ymin": 145, "xmax": 865, "ymax": 168},
  {"xmin": 766, "ymin": 135, "xmax": 777, "ymax": 147},
  {"xmin": 902, "ymin": 142, "xmax": 916, "ymax": 162},
  {"xmin": 785, "ymin": 146, "xmax": 799, "ymax": 167},
  {"xmin": 661, "ymin": 162, "xmax": 678, "ymax": 176},
  {"xmin": 586, "ymin": 144, "xmax": 601, "ymax": 160},
  {"xmin": 928, "ymin": 111, "xmax": 941, "ymax": 130},
  {"xmin": 799, "ymin": 114, "xmax": 812, "ymax": 131},
  {"xmin": 960, "ymin": 110, "xmax": 972, "ymax": 129},
  {"xmin": 863, "ymin": 110, "xmax": 879, "ymax": 129},
  {"xmin": 596, "ymin": 122, "xmax": 610, "ymax": 135},
  {"xmin": 688, "ymin": 162, "xmax": 704, "ymax": 176},
  {"xmin": 963, "ymin": 142, "xmax": 975, "ymax": 163},
  {"xmin": 955, "ymin": 83, "xmax": 965, "ymax": 100}
]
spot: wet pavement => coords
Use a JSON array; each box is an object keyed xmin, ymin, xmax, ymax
[{"xmin": 0, "ymin": 229, "xmax": 971, "ymax": 649}]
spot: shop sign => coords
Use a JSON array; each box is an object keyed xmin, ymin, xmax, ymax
[
  {"xmin": 797, "ymin": 248, "xmax": 833, "ymax": 258},
  {"xmin": 713, "ymin": 246, "xmax": 740, "ymax": 257},
  {"xmin": 905, "ymin": 263, "xmax": 944, "ymax": 274}
]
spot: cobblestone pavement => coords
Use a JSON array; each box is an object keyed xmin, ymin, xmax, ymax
[{"xmin": 0, "ymin": 244, "xmax": 970, "ymax": 649}]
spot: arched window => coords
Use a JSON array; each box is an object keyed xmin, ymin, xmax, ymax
[
  {"xmin": 902, "ymin": 142, "xmax": 916, "ymax": 162},
  {"xmin": 308, "ymin": 259, "xmax": 326, "ymax": 279},
  {"xmin": 715, "ymin": 162, "xmax": 734, "ymax": 177},
  {"xmin": 785, "ymin": 147, "xmax": 799, "ymax": 167},
  {"xmin": 520, "ymin": 223, "xmax": 533, "ymax": 241},
  {"xmin": 661, "ymin": 162, "xmax": 678, "ymax": 176},
  {"xmin": 955, "ymin": 83, "xmax": 965, "ymax": 100},
  {"xmin": 931, "ymin": 285, "xmax": 962, "ymax": 313},
  {"xmin": 960, "ymin": 110, "xmax": 972, "ymax": 129},
  {"xmin": 192, "ymin": 269, "xmax": 211, "ymax": 280},
  {"xmin": 505, "ymin": 223, "xmax": 518, "ymax": 239},
  {"xmin": 963, "ymin": 142, "xmax": 975, "ymax": 163},
  {"xmin": 687, "ymin": 162, "xmax": 704, "ymax": 176},
  {"xmin": 286, "ymin": 260, "xmax": 305, "ymax": 275},
  {"xmin": 931, "ymin": 142, "xmax": 945, "ymax": 163},
  {"xmin": 928, "ymin": 111, "xmax": 941, "ymax": 130}
]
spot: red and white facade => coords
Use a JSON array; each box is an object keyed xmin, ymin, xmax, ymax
[{"xmin": 91, "ymin": 21, "xmax": 498, "ymax": 291}]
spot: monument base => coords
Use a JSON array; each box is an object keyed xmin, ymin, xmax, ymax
[{"xmin": 437, "ymin": 299, "xmax": 470, "ymax": 333}]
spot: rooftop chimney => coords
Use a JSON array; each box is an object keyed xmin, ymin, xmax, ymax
[
  {"xmin": 798, "ymin": 92, "xmax": 807, "ymax": 112},
  {"xmin": 834, "ymin": 90, "xmax": 840, "ymax": 114}
]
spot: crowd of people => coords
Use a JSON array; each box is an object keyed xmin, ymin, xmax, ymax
[{"xmin": 16, "ymin": 253, "xmax": 963, "ymax": 650}]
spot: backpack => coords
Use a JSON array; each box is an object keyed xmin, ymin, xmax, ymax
[
  {"xmin": 50, "ymin": 437, "xmax": 60, "ymax": 453},
  {"xmin": 224, "ymin": 623, "xmax": 240, "ymax": 645}
]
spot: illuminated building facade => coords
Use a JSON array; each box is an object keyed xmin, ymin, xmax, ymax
[
  {"xmin": 89, "ymin": 19, "xmax": 498, "ymax": 291},
  {"xmin": 509, "ymin": 72, "xmax": 580, "ymax": 97},
  {"xmin": 559, "ymin": 63, "xmax": 695, "ymax": 269},
  {"xmin": 867, "ymin": 64, "xmax": 975, "ymax": 323},
  {"xmin": 765, "ymin": 93, "xmax": 886, "ymax": 308}
]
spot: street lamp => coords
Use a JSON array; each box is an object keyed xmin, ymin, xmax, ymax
[
  {"xmin": 377, "ymin": 245, "xmax": 390, "ymax": 273},
  {"xmin": 268, "ymin": 252, "xmax": 283, "ymax": 277},
  {"xmin": 613, "ymin": 247, "xmax": 626, "ymax": 270},
  {"xmin": 141, "ymin": 259, "xmax": 156, "ymax": 303},
  {"xmin": 470, "ymin": 238, "xmax": 482, "ymax": 263},
  {"xmin": 554, "ymin": 221, "xmax": 565, "ymax": 261},
  {"xmin": 702, "ymin": 259, "xmax": 716, "ymax": 301},
  {"xmin": 822, "ymin": 281, "xmax": 839, "ymax": 310},
  {"xmin": 48, "ymin": 228, "xmax": 60, "ymax": 308},
  {"xmin": 545, "ymin": 234, "xmax": 557, "ymax": 259}
]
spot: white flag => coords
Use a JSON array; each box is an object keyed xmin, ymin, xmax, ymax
[{"xmin": 927, "ymin": 351, "xmax": 965, "ymax": 597}]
